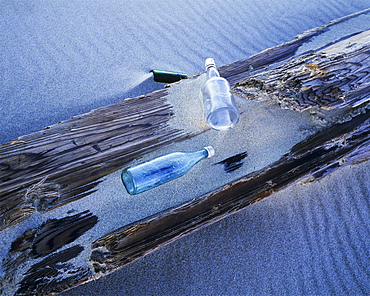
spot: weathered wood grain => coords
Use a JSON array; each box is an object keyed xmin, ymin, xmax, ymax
[
  {"xmin": 1, "ymin": 10, "xmax": 370, "ymax": 295},
  {"xmin": 1, "ymin": 9, "xmax": 369, "ymax": 233},
  {"xmin": 1, "ymin": 211, "xmax": 97, "ymax": 296},
  {"xmin": 90, "ymin": 103, "xmax": 370, "ymax": 276},
  {"xmin": 85, "ymin": 27, "xmax": 370, "ymax": 290},
  {"xmin": 0, "ymin": 89, "xmax": 188, "ymax": 231},
  {"xmin": 233, "ymin": 31, "xmax": 370, "ymax": 111},
  {"xmin": 219, "ymin": 8, "xmax": 370, "ymax": 85},
  {"xmin": 15, "ymin": 246, "xmax": 89, "ymax": 296}
]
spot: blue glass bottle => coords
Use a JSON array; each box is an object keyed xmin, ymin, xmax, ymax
[
  {"xmin": 201, "ymin": 58, "xmax": 240, "ymax": 131},
  {"xmin": 121, "ymin": 146, "xmax": 215, "ymax": 195}
]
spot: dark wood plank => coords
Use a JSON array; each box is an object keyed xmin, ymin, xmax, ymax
[
  {"xmin": 0, "ymin": 89, "xmax": 188, "ymax": 230},
  {"xmin": 233, "ymin": 31, "xmax": 370, "ymax": 111},
  {"xmin": 1, "ymin": 10, "xmax": 370, "ymax": 295},
  {"xmin": 219, "ymin": 8, "xmax": 370, "ymax": 85},
  {"xmin": 15, "ymin": 246, "xmax": 89, "ymax": 296},
  {"xmin": 1, "ymin": 211, "xmax": 97, "ymax": 296},
  {"xmin": 90, "ymin": 104, "xmax": 370, "ymax": 275},
  {"xmin": 86, "ymin": 27, "xmax": 370, "ymax": 287},
  {"xmin": 1, "ymin": 9, "xmax": 369, "ymax": 232}
]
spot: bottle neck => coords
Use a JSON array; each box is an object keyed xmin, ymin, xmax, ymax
[
  {"xmin": 206, "ymin": 66, "xmax": 220, "ymax": 79},
  {"xmin": 189, "ymin": 147, "xmax": 214, "ymax": 163},
  {"xmin": 190, "ymin": 149, "xmax": 209, "ymax": 161}
]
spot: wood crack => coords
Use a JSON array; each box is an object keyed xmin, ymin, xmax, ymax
[
  {"xmin": 233, "ymin": 32, "xmax": 370, "ymax": 111},
  {"xmin": 1, "ymin": 14, "xmax": 370, "ymax": 295}
]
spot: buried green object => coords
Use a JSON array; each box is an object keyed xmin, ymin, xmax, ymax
[{"xmin": 151, "ymin": 69, "xmax": 189, "ymax": 83}]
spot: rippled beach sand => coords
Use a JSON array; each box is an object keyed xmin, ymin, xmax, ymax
[{"xmin": 2, "ymin": 0, "xmax": 370, "ymax": 295}]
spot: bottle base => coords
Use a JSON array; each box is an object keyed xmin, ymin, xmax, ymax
[
  {"xmin": 121, "ymin": 169, "xmax": 137, "ymax": 195},
  {"xmin": 207, "ymin": 108, "xmax": 239, "ymax": 131}
]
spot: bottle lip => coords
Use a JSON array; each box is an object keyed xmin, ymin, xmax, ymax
[
  {"xmin": 204, "ymin": 146, "xmax": 215, "ymax": 158},
  {"xmin": 205, "ymin": 58, "xmax": 216, "ymax": 69}
]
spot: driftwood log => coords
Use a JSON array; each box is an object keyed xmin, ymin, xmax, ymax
[{"xmin": 1, "ymin": 9, "xmax": 370, "ymax": 295}]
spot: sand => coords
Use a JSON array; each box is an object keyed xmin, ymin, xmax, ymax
[
  {"xmin": 2, "ymin": 0, "xmax": 369, "ymax": 144},
  {"xmin": 64, "ymin": 159, "xmax": 370, "ymax": 296},
  {"xmin": 1, "ymin": 0, "xmax": 370, "ymax": 295}
]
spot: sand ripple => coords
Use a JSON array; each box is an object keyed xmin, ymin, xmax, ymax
[{"xmin": 2, "ymin": 0, "xmax": 370, "ymax": 295}]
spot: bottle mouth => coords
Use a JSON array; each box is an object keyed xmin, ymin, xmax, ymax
[
  {"xmin": 205, "ymin": 58, "xmax": 216, "ymax": 69},
  {"xmin": 204, "ymin": 146, "xmax": 215, "ymax": 158}
]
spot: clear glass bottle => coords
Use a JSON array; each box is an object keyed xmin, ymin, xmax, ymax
[
  {"xmin": 121, "ymin": 146, "xmax": 215, "ymax": 195},
  {"xmin": 201, "ymin": 58, "xmax": 240, "ymax": 131}
]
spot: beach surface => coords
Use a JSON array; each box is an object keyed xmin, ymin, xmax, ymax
[{"xmin": 1, "ymin": 0, "xmax": 370, "ymax": 295}]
